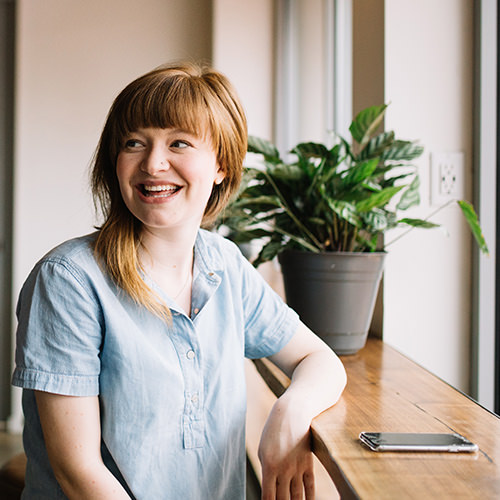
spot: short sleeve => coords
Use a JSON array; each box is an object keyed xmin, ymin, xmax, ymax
[
  {"xmin": 237, "ymin": 253, "xmax": 300, "ymax": 359},
  {"xmin": 12, "ymin": 257, "xmax": 103, "ymax": 396}
]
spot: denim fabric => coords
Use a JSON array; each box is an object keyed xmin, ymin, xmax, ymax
[{"xmin": 12, "ymin": 230, "xmax": 299, "ymax": 499}]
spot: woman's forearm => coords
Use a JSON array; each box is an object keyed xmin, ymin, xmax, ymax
[
  {"xmin": 281, "ymin": 346, "xmax": 346, "ymax": 423},
  {"xmin": 55, "ymin": 463, "xmax": 130, "ymax": 500},
  {"xmin": 258, "ymin": 322, "xmax": 346, "ymax": 499},
  {"xmin": 269, "ymin": 321, "xmax": 346, "ymax": 422}
]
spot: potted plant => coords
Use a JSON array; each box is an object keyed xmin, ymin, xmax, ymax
[{"xmin": 217, "ymin": 104, "xmax": 488, "ymax": 354}]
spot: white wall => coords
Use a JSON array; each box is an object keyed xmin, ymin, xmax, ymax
[
  {"xmin": 9, "ymin": 0, "xmax": 212, "ymax": 430},
  {"xmin": 295, "ymin": 0, "xmax": 328, "ymax": 144},
  {"xmin": 212, "ymin": 0, "xmax": 274, "ymax": 139},
  {"xmin": 383, "ymin": 0, "xmax": 474, "ymax": 392}
]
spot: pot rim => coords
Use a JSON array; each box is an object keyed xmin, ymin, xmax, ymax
[{"xmin": 278, "ymin": 249, "xmax": 387, "ymax": 258}]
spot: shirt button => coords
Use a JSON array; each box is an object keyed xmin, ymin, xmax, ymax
[
  {"xmin": 186, "ymin": 350, "xmax": 195, "ymax": 360},
  {"xmin": 191, "ymin": 393, "xmax": 199, "ymax": 405},
  {"xmin": 208, "ymin": 272, "xmax": 214, "ymax": 277},
  {"xmin": 193, "ymin": 308, "xmax": 200, "ymax": 315}
]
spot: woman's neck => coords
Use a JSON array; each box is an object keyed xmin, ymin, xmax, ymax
[
  {"xmin": 140, "ymin": 224, "xmax": 198, "ymax": 265},
  {"xmin": 138, "ymin": 226, "xmax": 197, "ymax": 314}
]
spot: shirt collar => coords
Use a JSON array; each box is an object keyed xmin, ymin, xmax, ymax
[{"xmin": 194, "ymin": 229, "xmax": 225, "ymax": 277}]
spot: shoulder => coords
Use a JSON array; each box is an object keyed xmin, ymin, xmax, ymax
[
  {"xmin": 22, "ymin": 233, "xmax": 101, "ymax": 296},
  {"xmin": 39, "ymin": 232, "xmax": 97, "ymax": 264}
]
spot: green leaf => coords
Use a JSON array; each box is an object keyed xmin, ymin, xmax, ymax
[
  {"xmin": 385, "ymin": 211, "xmax": 399, "ymax": 229},
  {"xmin": 360, "ymin": 180, "xmax": 382, "ymax": 192},
  {"xmin": 328, "ymin": 143, "xmax": 343, "ymax": 165},
  {"xmin": 382, "ymin": 172, "xmax": 415, "ymax": 187},
  {"xmin": 341, "ymin": 158, "xmax": 379, "ymax": 187},
  {"xmin": 273, "ymin": 227, "xmax": 322, "ymax": 253},
  {"xmin": 354, "ymin": 233, "xmax": 379, "ymax": 252},
  {"xmin": 356, "ymin": 185, "xmax": 403, "ymax": 212},
  {"xmin": 293, "ymin": 142, "xmax": 329, "ymax": 158},
  {"xmin": 339, "ymin": 137, "xmax": 354, "ymax": 160},
  {"xmin": 227, "ymin": 228, "xmax": 273, "ymax": 243},
  {"xmin": 457, "ymin": 200, "xmax": 489, "ymax": 255},
  {"xmin": 363, "ymin": 209, "xmax": 389, "ymax": 231},
  {"xmin": 234, "ymin": 195, "xmax": 281, "ymax": 209},
  {"xmin": 380, "ymin": 140, "xmax": 424, "ymax": 161},
  {"xmin": 237, "ymin": 183, "xmax": 272, "ymax": 199},
  {"xmin": 359, "ymin": 131, "xmax": 395, "ymax": 160},
  {"xmin": 253, "ymin": 238, "xmax": 284, "ymax": 267},
  {"xmin": 248, "ymin": 136, "xmax": 281, "ymax": 162},
  {"xmin": 396, "ymin": 175, "xmax": 420, "ymax": 210},
  {"xmin": 349, "ymin": 104, "xmax": 388, "ymax": 146},
  {"xmin": 398, "ymin": 218, "xmax": 440, "ymax": 229},
  {"xmin": 327, "ymin": 200, "xmax": 361, "ymax": 227}
]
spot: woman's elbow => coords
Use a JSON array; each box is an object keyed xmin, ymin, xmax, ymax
[{"xmin": 330, "ymin": 351, "xmax": 347, "ymax": 404}]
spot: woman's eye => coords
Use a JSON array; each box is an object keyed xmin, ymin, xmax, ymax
[
  {"xmin": 124, "ymin": 139, "xmax": 143, "ymax": 149},
  {"xmin": 171, "ymin": 140, "xmax": 189, "ymax": 149}
]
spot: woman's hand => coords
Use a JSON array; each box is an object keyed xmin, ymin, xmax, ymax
[
  {"xmin": 258, "ymin": 321, "xmax": 347, "ymax": 499},
  {"xmin": 258, "ymin": 396, "xmax": 315, "ymax": 499}
]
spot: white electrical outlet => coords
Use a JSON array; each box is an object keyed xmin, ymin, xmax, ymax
[{"xmin": 430, "ymin": 152, "xmax": 465, "ymax": 205}]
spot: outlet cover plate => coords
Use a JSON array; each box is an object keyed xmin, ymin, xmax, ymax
[{"xmin": 430, "ymin": 152, "xmax": 465, "ymax": 205}]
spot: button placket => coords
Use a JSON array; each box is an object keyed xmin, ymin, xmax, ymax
[
  {"xmin": 174, "ymin": 263, "xmax": 222, "ymax": 450},
  {"xmin": 171, "ymin": 316, "xmax": 204, "ymax": 449}
]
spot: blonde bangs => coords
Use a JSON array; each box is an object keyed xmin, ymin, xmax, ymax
[{"xmin": 114, "ymin": 73, "xmax": 213, "ymax": 145}]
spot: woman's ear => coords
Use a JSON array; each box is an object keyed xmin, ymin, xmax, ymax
[{"xmin": 214, "ymin": 166, "xmax": 225, "ymax": 185}]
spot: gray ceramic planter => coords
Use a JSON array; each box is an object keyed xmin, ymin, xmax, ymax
[{"xmin": 278, "ymin": 250, "xmax": 386, "ymax": 355}]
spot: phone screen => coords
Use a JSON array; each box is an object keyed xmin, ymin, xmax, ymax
[{"xmin": 359, "ymin": 432, "xmax": 478, "ymax": 452}]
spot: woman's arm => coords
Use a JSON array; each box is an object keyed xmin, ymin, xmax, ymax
[
  {"xmin": 35, "ymin": 391, "xmax": 131, "ymax": 499},
  {"xmin": 258, "ymin": 321, "xmax": 347, "ymax": 500}
]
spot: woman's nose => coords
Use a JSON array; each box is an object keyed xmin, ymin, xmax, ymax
[{"xmin": 140, "ymin": 148, "xmax": 169, "ymax": 175}]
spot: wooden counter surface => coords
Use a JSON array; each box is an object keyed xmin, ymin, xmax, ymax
[{"xmin": 252, "ymin": 338, "xmax": 500, "ymax": 499}]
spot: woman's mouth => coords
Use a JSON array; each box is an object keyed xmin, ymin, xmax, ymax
[{"xmin": 140, "ymin": 184, "xmax": 181, "ymax": 198}]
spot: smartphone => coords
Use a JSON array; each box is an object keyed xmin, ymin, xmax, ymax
[{"xmin": 359, "ymin": 431, "xmax": 478, "ymax": 452}]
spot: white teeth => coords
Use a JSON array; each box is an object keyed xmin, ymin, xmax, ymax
[{"xmin": 143, "ymin": 184, "xmax": 177, "ymax": 192}]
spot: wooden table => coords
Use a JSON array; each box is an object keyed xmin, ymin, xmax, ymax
[{"xmin": 250, "ymin": 338, "xmax": 500, "ymax": 499}]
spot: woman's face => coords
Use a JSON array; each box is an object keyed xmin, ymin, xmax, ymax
[{"xmin": 116, "ymin": 127, "xmax": 224, "ymax": 236}]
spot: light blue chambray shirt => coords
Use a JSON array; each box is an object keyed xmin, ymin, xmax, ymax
[{"xmin": 12, "ymin": 229, "xmax": 299, "ymax": 499}]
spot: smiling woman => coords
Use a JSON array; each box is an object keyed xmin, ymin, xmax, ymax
[{"xmin": 11, "ymin": 62, "xmax": 346, "ymax": 500}]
